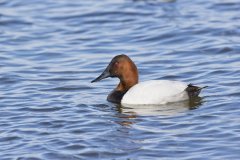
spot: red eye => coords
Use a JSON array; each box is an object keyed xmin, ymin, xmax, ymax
[{"xmin": 115, "ymin": 62, "xmax": 119, "ymax": 66}]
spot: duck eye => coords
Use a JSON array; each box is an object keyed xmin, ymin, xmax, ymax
[{"xmin": 114, "ymin": 62, "xmax": 119, "ymax": 66}]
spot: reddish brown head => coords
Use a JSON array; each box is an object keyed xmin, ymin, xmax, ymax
[{"xmin": 91, "ymin": 54, "xmax": 138, "ymax": 91}]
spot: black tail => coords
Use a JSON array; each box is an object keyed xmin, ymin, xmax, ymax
[{"xmin": 185, "ymin": 84, "xmax": 208, "ymax": 99}]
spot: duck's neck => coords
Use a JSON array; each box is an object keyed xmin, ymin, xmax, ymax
[{"xmin": 116, "ymin": 71, "xmax": 138, "ymax": 92}]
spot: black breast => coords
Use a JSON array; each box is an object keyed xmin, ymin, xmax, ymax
[{"xmin": 107, "ymin": 90, "xmax": 127, "ymax": 104}]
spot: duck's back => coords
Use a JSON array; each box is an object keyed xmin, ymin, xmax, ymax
[{"xmin": 121, "ymin": 80, "xmax": 188, "ymax": 105}]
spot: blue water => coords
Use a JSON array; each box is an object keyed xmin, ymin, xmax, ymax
[{"xmin": 0, "ymin": 0, "xmax": 240, "ymax": 159}]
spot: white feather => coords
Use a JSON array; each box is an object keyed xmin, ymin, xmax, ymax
[{"xmin": 121, "ymin": 80, "xmax": 189, "ymax": 105}]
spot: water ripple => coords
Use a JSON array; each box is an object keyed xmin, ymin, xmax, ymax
[{"xmin": 0, "ymin": 0, "xmax": 240, "ymax": 159}]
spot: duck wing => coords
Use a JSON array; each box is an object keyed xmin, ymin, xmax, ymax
[{"xmin": 121, "ymin": 80, "xmax": 189, "ymax": 105}]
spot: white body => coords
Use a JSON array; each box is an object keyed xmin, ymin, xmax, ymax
[{"xmin": 121, "ymin": 80, "xmax": 189, "ymax": 105}]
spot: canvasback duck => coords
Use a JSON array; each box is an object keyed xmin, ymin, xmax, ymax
[{"xmin": 91, "ymin": 54, "xmax": 207, "ymax": 105}]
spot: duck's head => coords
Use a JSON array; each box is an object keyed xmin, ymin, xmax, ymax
[{"xmin": 91, "ymin": 54, "xmax": 138, "ymax": 90}]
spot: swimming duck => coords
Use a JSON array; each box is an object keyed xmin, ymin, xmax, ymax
[{"xmin": 91, "ymin": 54, "xmax": 206, "ymax": 105}]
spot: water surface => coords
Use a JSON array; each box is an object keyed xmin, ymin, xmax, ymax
[{"xmin": 0, "ymin": 0, "xmax": 240, "ymax": 159}]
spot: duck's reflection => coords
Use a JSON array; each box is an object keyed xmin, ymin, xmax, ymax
[
  {"xmin": 99, "ymin": 97, "xmax": 204, "ymax": 153},
  {"xmin": 113, "ymin": 105, "xmax": 136, "ymax": 127}
]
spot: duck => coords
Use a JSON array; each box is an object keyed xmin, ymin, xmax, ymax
[{"xmin": 91, "ymin": 54, "xmax": 207, "ymax": 105}]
